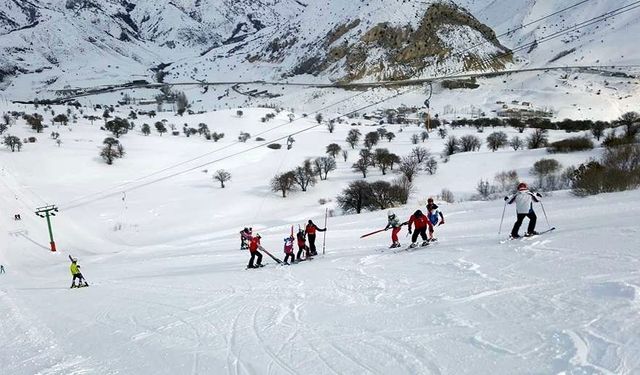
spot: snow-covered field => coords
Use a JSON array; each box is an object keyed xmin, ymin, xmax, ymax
[{"xmin": 1, "ymin": 104, "xmax": 640, "ymax": 374}]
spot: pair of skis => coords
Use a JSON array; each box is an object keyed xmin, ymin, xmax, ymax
[{"xmin": 501, "ymin": 227, "xmax": 556, "ymax": 243}]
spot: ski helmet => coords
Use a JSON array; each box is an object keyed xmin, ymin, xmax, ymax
[
  {"xmin": 414, "ymin": 210, "xmax": 423, "ymax": 216},
  {"xmin": 427, "ymin": 197, "xmax": 434, "ymax": 203},
  {"xmin": 517, "ymin": 182, "xmax": 528, "ymax": 191},
  {"xmin": 255, "ymin": 233, "xmax": 261, "ymax": 238},
  {"xmin": 387, "ymin": 210, "xmax": 395, "ymax": 218}
]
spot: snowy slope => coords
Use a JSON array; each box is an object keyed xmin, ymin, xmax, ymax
[{"xmin": 1, "ymin": 101, "xmax": 640, "ymax": 373}]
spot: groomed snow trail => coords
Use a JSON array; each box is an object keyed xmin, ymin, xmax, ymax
[{"xmin": 2, "ymin": 188, "xmax": 640, "ymax": 374}]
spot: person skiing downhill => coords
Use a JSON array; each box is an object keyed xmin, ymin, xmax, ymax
[
  {"xmin": 69, "ymin": 255, "xmax": 88, "ymax": 288},
  {"xmin": 305, "ymin": 220, "xmax": 326, "ymax": 256},
  {"xmin": 296, "ymin": 228, "xmax": 309, "ymax": 261},
  {"xmin": 247, "ymin": 234, "xmax": 264, "ymax": 268},
  {"xmin": 283, "ymin": 235, "xmax": 295, "ymax": 264},
  {"xmin": 426, "ymin": 198, "xmax": 445, "ymax": 241},
  {"xmin": 407, "ymin": 210, "xmax": 433, "ymax": 247},
  {"xmin": 384, "ymin": 211, "xmax": 405, "ymax": 248},
  {"xmin": 505, "ymin": 182, "xmax": 542, "ymax": 238}
]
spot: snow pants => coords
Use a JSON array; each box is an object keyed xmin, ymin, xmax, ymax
[
  {"xmin": 284, "ymin": 253, "xmax": 295, "ymax": 264},
  {"xmin": 308, "ymin": 234, "xmax": 317, "ymax": 255},
  {"xmin": 248, "ymin": 251, "xmax": 263, "ymax": 268},
  {"xmin": 296, "ymin": 245, "xmax": 309, "ymax": 260},
  {"xmin": 391, "ymin": 227, "xmax": 401, "ymax": 243},
  {"xmin": 411, "ymin": 227, "xmax": 428, "ymax": 243},
  {"xmin": 511, "ymin": 211, "xmax": 537, "ymax": 237}
]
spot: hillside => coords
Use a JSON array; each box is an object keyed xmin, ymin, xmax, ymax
[{"xmin": 1, "ymin": 102, "xmax": 639, "ymax": 374}]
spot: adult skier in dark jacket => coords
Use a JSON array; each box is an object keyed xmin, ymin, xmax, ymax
[
  {"xmin": 505, "ymin": 182, "xmax": 541, "ymax": 238},
  {"xmin": 407, "ymin": 210, "xmax": 432, "ymax": 247},
  {"xmin": 305, "ymin": 220, "xmax": 326, "ymax": 256}
]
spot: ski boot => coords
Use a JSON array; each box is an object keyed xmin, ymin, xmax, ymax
[
  {"xmin": 409, "ymin": 242, "xmax": 418, "ymax": 248},
  {"xmin": 421, "ymin": 241, "xmax": 429, "ymax": 247},
  {"xmin": 524, "ymin": 231, "xmax": 539, "ymax": 237}
]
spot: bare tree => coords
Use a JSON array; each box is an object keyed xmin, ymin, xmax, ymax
[
  {"xmin": 213, "ymin": 169, "xmax": 232, "ymax": 188},
  {"xmin": 385, "ymin": 132, "xmax": 395, "ymax": 142},
  {"xmin": 292, "ymin": 160, "xmax": 317, "ymax": 191},
  {"xmin": 424, "ymin": 156, "xmax": 438, "ymax": 175},
  {"xmin": 346, "ymin": 129, "xmax": 361, "ymax": 149},
  {"xmin": 364, "ymin": 131, "xmax": 380, "ymax": 149},
  {"xmin": 411, "ymin": 146, "xmax": 430, "ymax": 163},
  {"xmin": 352, "ymin": 158, "xmax": 369, "ymax": 178},
  {"xmin": 3, "ymin": 135, "xmax": 22, "ymax": 152},
  {"xmin": 486, "ymin": 131, "xmax": 508, "ymax": 151},
  {"xmin": 341, "ymin": 149, "xmax": 349, "ymax": 162},
  {"xmin": 373, "ymin": 148, "xmax": 392, "ymax": 175},
  {"xmin": 176, "ymin": 91, "xmax": 189, "ymax": 115},
  {"xmin": 336, "ymin": 180, "xmax": 373, "ymax": 214},
  {"xmin": 509, "ymin": 136, "xmax": 523, "ymax": 150},
  {"xmin": 527, "ymin": 128, "xmax": 549, "ymax": 149},
  {"xmin": 271, "ymin": 171, "xmax": 296, "ymax": 197},
  {"xmin": 314, "ymin": 156, "xmax": 337, "ymax": 180},
  {"xmin": 326, "ymin": 143, "xmax": 342, "ymax": 158},
  {"xmin": 100, "ymin": 137, "xmax": 125, "ymax": 165},
  {"xmin": 411, "ymin": 134, "xmax": 420, "ymax": 144},
  {"xmin": 399, "ymin": 156, "xmax": 420, "ymax": 182},
  {"xmin": 327, "ymin": 120, "xmax": 335, "ymax": 133},
  {"xmin": 459, "ymin": 135, "xmax": 482, "ymax": 152}
]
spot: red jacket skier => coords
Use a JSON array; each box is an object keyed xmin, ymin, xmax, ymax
[
  {"xmin": 305, "ymin": 220, "xmax": 326, "ymax": 256},
  {"xmin": 247, "ymin": 234, "xmax": 263, "ymax": 268},
  {"xmin": 407, "ymin": 210, "xmax": 433, "ymax": 247}
]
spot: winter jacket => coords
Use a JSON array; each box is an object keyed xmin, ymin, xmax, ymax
[
  {"xmin": 296, "ymin": 232, "xmax": 306, "ymax": 247},
  {"xmin": 427, "ymin": 209, "xmax": 444, "ymax": 226},
  {"xmin": 284, "ymin": 238, "xmax": 294, "ymax": 254},
  {"xmin": 249, "ymin": 237, "xmax": 261, "ymax": 253},
  {"xmin": 305, "ymin": 223, "xmax": 325, "ymax": 235},
  {"xmin": 507, "ymin": 190, "xmax": 540, "ymax": 214},
  {"xmin": 385, "ymin": 216, "xmax": 401, "ymax": 229},
  {"xmin": 408, "ymin": 213, "xmax": 432, "ymax": 230},
  {"xmin": 70, "ymin": 263, "xmax": 80, "ymax": 275}
]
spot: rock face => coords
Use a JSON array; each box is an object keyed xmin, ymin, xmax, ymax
[
  {"xmin": 285, "ymin": 3, "xmax": 511, "ymax": 82},
  {"xmin": 0, "ymin": 0, "xmax": 510, "ymax": 94}
]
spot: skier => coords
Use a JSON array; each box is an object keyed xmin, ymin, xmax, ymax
[
  {"xmin": 14, "ymin": 214, "xmax": 21, "ymax": 220},
  {"xmin": 504, "ymin": 182, "xmax": 542, "ymax": 238},
  {"xmin": 426, "ymin": 198, "xmax": 445, "ymax": 242},
  {"xmin": 247, "ymin": 234, "xmax": 264, "ymax": 268},
  {"xmin": 0, "ymin": 264, "xmax": 5, "ymax": 274},
  {"xmin": 240, "ymin": 227, "xmax": 252, "ymax": 250},
  {"xmin": 407, "ymin": 209, "xmax": 432, "ymax": 248},
  {"xmin": 384, "ymin": 211, "xmax": 404, "ymax": 248},
  {"xmin": 283, "ymin": 235, "xmax": 295, "ymax": 264},
  {"xmin": 296, "ymin": 228, "xmax": 309, "ymax": 261},
  {"xmin": 69, "ymin": 255, "xmax": 88, "ymax": 288},
  {"xmin": 305, "ymin": 220, "xmax": 326, "ymax": 256}
]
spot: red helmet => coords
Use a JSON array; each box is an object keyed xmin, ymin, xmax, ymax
[{"xmin": 517, "ymin": 182, "xmax": 528, "ymax": 191}]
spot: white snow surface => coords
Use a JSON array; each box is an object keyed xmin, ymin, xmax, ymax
[{"xmin": 1, "ymin": 104, "xmax": 640, "ymax": 374}]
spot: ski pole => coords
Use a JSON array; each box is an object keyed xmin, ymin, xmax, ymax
[
  {"xmin": 498, "ymin": 200, "xmax": 507, "ymax": 235},
  {"xmin": 322, "ymin": 208, "xmax": 328, "ymax": 255},
  {"xmin": 540, "ymin": 201, "xmax": 551, "ymax": 229}
]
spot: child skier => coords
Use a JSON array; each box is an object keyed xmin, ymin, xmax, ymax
[
  {"xmin": 240, "ymin": 227, "xmax": 252, "ymax": 250},
  {"xmin": 305, "ymin": 220, "xmax": 326, "ymax": 256},
  {"xmin": 247, "ymin": 234, "xmax": 264, "ymax": 268},
  {"xmin": 69, "ymin": 255, "xmax": 88, "ymax": 288},
  {"xmin": 504, "ymin": 182, "xmax": 542, "ymax": 238},
  {"xmin": 384, "ymin": 211, "xmax": 404, "ymax": 248},
  {"xmin": 296, "ymin": 228, "xmax": 309, "ymax": 261},
  {"xmin": 407, "ymin": 210, "xmax": 433, "ymax": 248},
  {"xmin": 283, "ymin": 235, "xmax": 295, "ymax": 264},
  {"xmin": 426, "ymin": 198, "xmax": 445, "ymax": 242}
]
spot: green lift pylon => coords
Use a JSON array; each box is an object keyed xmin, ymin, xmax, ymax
[{"xmin": 35, "ymin": 205, "xmax": 59, "ymax": 252}]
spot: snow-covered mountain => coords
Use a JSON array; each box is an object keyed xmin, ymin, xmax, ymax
[{"xmin": 2, "ymin": 0, "xmax": 638, "ymax": 101}]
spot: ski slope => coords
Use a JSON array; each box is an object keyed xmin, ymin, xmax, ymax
[{"xmin": 1, "ymin": 102, "xmax": 640, "ymax": 374}]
